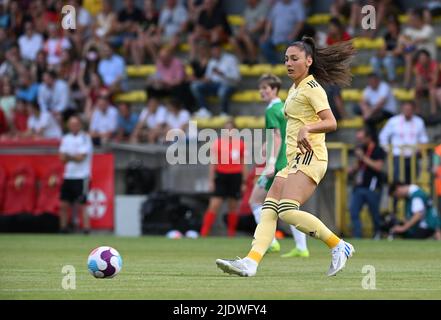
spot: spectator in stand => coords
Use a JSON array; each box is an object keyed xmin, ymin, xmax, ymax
[
  {"xmin": 82, "ymin": 73, "xmax": 108, "ymax": 122},
  {"xmin": 94, "ymin": 0, "xmax": 117, "ymax": 40},
  {"xmin": 0, "ymin": 107, "xmax": 7, "ymax": 136},
  {"xmin": 67, "ymin": 0, "xmax": 93, "ymax": 57},
  {"xmin": 16, "ymin": 70, "xmax": 39, "ymax": 103},
  {"xmin": 154, "ymin": 0, "xmax": 188, "ymax": 53},
  {"xmin": 189, "ymin": 40, "xmax": 210, "ymax": 82},
  {"xmin": 379, "ymin": 101, "xmax": 429, "ymax": 184},
  {"xmin": 18, "ymin": 21, "xmax": 44, "ymax": 63},
  {"xmin": 0, "ymin": 45, "xmax": 24, "ymax": 83},
  {"xmin": 326, "ymin": 17, "xmax": 351, "ymax": 46},
  {"xmin": 25, "ymin": 101, "xmax": 62, "ymax": 139},
  {"xmin": 129, "ymin": 0, "xmax": 159, "ymax": 65},
  {"xmin": 355, "ymin": 73, "xmax": 397, "ymax": 134},
  {"xmin": 191, "ymin": 41, "xmax": 240, "ymax": 117},
  {"xmin": 28, "ymin": 0, "xmax": 47, "ymax": 35},
  {"xmin": 57, "ymin": 50, "xmax": 81, "ymax": 95},
  {"xmin": 0, "ymin": 2, "xmax": 9, "ymax": 29},
  {"xmin": 115, "ymin": 0, "xmax": 144, "ymax": 58},
  {"xmin": 0, "ymin": 27, "xmax": 13, "ymax": 62},
  {"xmin": 163, "ymin": 98, "xmax": 191, "ymax": 138},
  {"xmin": 89, "ymin": 92, "xmax": 118, "ymax": 146},
  {"xmin": 370, "ymin": 15, "xmax": 403, "ymax": 85},
  {"xmin": 78, "ymin": 46, "xmax": 100, "ymax": 91},
  {"xmin": 130, "ymin": 93, "xmax": 167, "ymax": 144},
  {"xmin": 146, "ymin": 46, "xmax": 192, "ymax": 107},
  {"xmin": 414, "ymin": 49, "xmax": 441, "ymax": 116},
  {"xmin": 231, "ymin": 0, "xmax": 268, "ymax": 64},
  {"xmin": 184, "ymin": 0, "xmax": 205, "ymax": 33},
  {"xmin": 43, "ymin": 23, "xmax": 72, "ymax": 67},
  {"xmin": 59, "ymin": 115, "xmax": 93, "ymax": 234},
  {"xmin": 31, "ymin": 50, "xmax": 48, "ymax": 83},
  {"xmin": 0, "ymin": 79, "xmax": 16, "ymax": 124},
  {"xmin": 348, "ymin": 127, "xmax": 386, "ymax": 239},
  {"xmin": 8, "ymin": 0, "xmax": 26, "ymax": 36},
  {"xmin": 37, "ymin": 70, "xmax": 70, "ymax": 121},
  {"xmin": 12, "ymin": 99, "xmax": 28, "ymax": 137},
  {"xmin": 115, "ymin": 102, "xmax": 138, "ymax": 142},
  {"xmin": 398, "ymin": 8, "xmax": 436, "ymax": 88},
  {"xmin": 260, "ymin": 0, "xmax": 305, "ymax": 65},
  {"xmin": 98, "ymin": 43, "xmax": 126, "ymax": 93},
  {"xmin": 188, "ymin": 0, "xmax": 232, "ymax": 56}
]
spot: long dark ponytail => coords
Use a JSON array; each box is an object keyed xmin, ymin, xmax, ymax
[{"xmin": 289, "ymin": 36, "xmax": 356, "ymax": 87}]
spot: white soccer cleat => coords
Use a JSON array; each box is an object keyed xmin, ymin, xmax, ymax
[
  {"xmin": 327, "ymin": 241, "xmax": 355, "ymax": 277},
  {"xmin": 216, "ymin": 257, "xmax": 256, "ymax": 277}
]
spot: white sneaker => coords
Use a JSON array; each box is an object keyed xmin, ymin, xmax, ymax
[
  {"xmin": 327, "ymin": 241, "xmax": 355, "ymax": 277},
  {"xmin": 216, "ymin": 257, "xmax": 256, "ymax": 277}
]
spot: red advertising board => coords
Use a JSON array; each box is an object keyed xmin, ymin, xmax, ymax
[{"xmin": 0, "ymin": 154, "xmax": 114, "ymax": 229}]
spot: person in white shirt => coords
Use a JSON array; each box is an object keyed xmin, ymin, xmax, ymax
[
  {"xmin": 89, "ymin": 94, "xmax": 118, "ymax": 145},
  {"xmin": 26, "ymin": 101, "xmax": 62, "ymax": 139},
  {"xmin": 379, "ymin": 101, "xmax": 429, "ymax": 184},
  {"xmin": 97, "ymin": 43, "xmax": 126, "ymax": 93},
  {"xmin": 130, "ymin": 95, "xmax": 167, "ymax": 144},
  {"xmin": 157, "ymin": 0, "xmax": 188, "ymax": 50},
  {"xmin": 357, "ymin": 73, "xmax": 397, "ymax": 134},
  {"xmin": 37, "ymin": 70, "xmax": 70, "ymax": 119},
  {"xmin": 163, "ymin": 98, "xmax": 191, "ymax": 140},
  {"xmin": 398, "ymin": 8, "xmax": 436, "ymax": 88},
  {"xmin": 190, "ymin": 41, "xmax": 240, "ymax": 117},
  {"xmin": 59, "ymin": 115, "xmax": 93, "ymax": 234},
  {"xmin": 18, "ymin": 21, "xmax": 43, "ymax": 62},
  {"xmin": 43, "ymin": 23, "xmax": 72, "ymax": 66}
]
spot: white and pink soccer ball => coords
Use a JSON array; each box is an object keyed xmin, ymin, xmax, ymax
[{"xmin": 87, "ymin": 246, "xmax": 122, "ymax": 278}]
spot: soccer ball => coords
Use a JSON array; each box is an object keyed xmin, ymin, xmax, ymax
[{"xmin": 87, "ymin": 246, "xmax": 122, "ymax": 278}]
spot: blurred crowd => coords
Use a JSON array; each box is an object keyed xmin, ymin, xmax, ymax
[{"xmin": 0, "ymin": 0, "xmax": 440, "ymax": 146}]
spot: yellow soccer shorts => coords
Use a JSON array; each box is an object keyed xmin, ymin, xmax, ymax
[{"xmin": 276, "ymin": 151, "xmax": 327, "ymax": 185}]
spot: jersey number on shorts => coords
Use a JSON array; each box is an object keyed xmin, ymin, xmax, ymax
[{"xmin": 293, "ymin": 151, "xmax": 313, "ymax": 166}]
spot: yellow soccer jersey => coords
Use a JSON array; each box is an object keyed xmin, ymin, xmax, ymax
[{"xmin": 284, "ymin": 74, "xmax": 331, "ymax": 162}]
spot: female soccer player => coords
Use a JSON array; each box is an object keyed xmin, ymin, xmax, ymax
[
  {"xmin": 249, "ymin": 73, "xmax": 309, "ymax": 257},
  {"xmin": 216, "ymin": 37, "xmax": 356, "ymax": 277}
]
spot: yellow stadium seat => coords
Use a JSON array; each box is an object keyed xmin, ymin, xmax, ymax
[
  {"xmin": 126, "ymin": 65, "xmax": 156, "ymax": 77},
  {"xmin": 115, "ymin": 90, "xmax": 146, "ymax": 103},
  {"xmin": 393, "ymin": 89, "xmax": 415, "ymax": 101},
  {"xmin": 338, "ymin": 117, "xmax": 364, "ymax": 129},
  {"xmin": 227, "ymin": 15, "xmax": 245, "ymax": 27},
  {"xmin": 437, "ymin": 37, "xmax": 441, "ymax": 48},
  {"xmin": 306, "ymin": 14, "xmax": 331, "ymax": 25},
  {"xmin": 342, "ymin": 89, "xmax": 362, "ymax": 101}
]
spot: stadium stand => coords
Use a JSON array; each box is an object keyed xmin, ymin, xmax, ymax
[{"xmin": 0, "ymin": 0, "xmax": 440, "ymax": 237}]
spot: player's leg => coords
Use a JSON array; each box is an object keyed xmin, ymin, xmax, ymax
[
  {"xmin": 216, "ymin": 176, "xmax": 285, "ymax": 276},
  {"xmin": 278, "ymin": 171, "xmax": 354, "ymax": 276},
  {"xmin": 59, "ymin": 201, "xmax": 70, "ymax": 233},
  {"xmin": 200, "ymin": 196, "xmax": 223, "ymax": 237},
  {"xmin": 226, "ymin": 197, "xmax": 239, "ymax": 237},
  {"xmin": 249, "ymin": 179, "xmax": 280, "ymax": 252}
]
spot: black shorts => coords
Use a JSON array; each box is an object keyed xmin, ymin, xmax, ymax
[
  {"xmin": 60, "ymin": 179, "xmax": 89, "ymax": 204},
  {"xmin": 214, "ymin": 172, "xmax": 242, "ymax": 199}
]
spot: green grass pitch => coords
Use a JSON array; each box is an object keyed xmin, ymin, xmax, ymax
[{"xmin": 1, "ymin": 234, "xmax": 441, "ymax": 299}]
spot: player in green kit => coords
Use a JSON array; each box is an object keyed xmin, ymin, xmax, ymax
[{"xmin": 249, "ymin": 74, "xmax": 309, "ymax": 257}]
